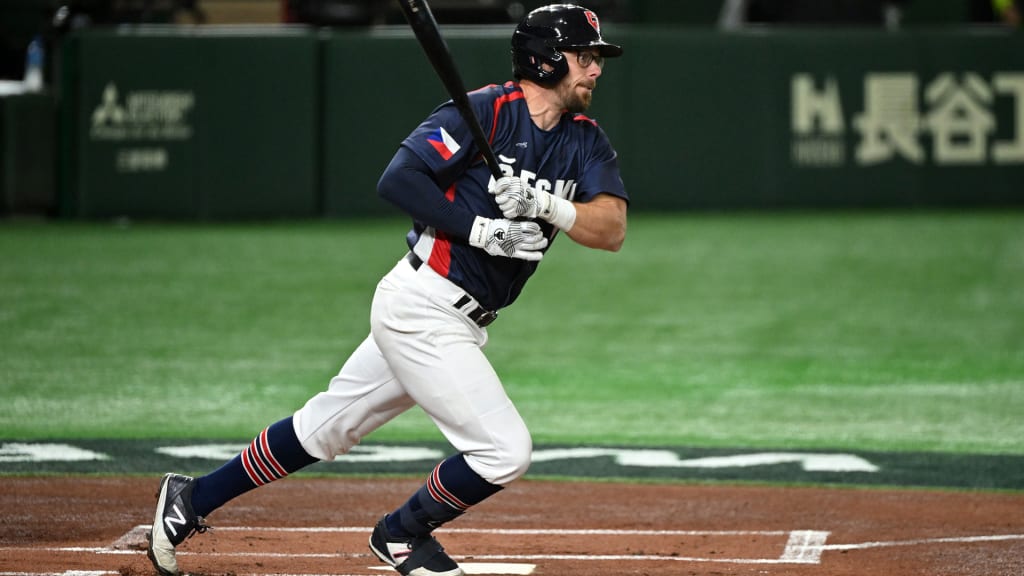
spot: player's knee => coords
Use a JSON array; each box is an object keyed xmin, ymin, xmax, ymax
[
  {"xmin": 504, "ymin": 433, "xmax": 534, "ymax": 484},
  {"xmin": 502, "ymin": 437, "xmax": 533, "ymax": 484},
  {"xmin": 464, "ymin": 426, "xmax": 532, "ymax": 486},
  {"xmin": 292, "ymin": 397, "xmax": 364, "ymax": 461}
]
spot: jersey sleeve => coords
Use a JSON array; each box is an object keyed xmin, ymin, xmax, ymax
[
  {"xmin": 400, "ymin": 89, "xmax": 498, "ymax": 189},
  {"xmin": 576, "ymin": 123, "xmax": 629, "ymax": 205},
  {"xmin": 376, "ymin": 147, "xmax": 477, "ymax": 241}
]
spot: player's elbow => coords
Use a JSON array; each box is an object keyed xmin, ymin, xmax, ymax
[
  {"xmin": 579, "ymin": 195, "xmax": 626, "ymax": 252},
  {"xmin": 599, "ymin": 236, "xmax": 624, "ymax": 253},
  {"xmin": 600, "ymin": 213, "xmax": 627, "ymax": 252},
  {"xmin": 605, "ymin": 223, "xmax": 626, "ymax": 252},
  {"xmin": 377, "ymin": 147, "xmax": 427, "ymax": 203},
  {"xmin": 376, "ymin": 174, "xmax": 394, "ymax": 202},
  {"xmin": 572, "ymin": 227, "xmax": 624, "ymax": 252},
  {"xmin": 376, "ymin": 163, "xmax": 403, "ymax": 203},
  {"xmin": 377, "ymin": 183, "xmax": 397, "ymax": 207}
]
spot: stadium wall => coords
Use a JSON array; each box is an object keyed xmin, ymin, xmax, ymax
[{"xmin": 45, "ymin": 26, "xmax": 1024, "ymax": 218}]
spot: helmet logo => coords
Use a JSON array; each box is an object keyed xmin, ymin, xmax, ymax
[{"xmin": 584, "ymin": 10, "xmax": 600, "ymax": 32}]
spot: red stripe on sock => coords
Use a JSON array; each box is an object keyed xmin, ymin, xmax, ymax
[
  {"xmin": 429, "ymin": 463, "xmax": 469, "ymax": 511},
  {"xmin": 259, "ymin": 429, "xmax": 288, "ymax": 478},
  {"xmin": 248, "ymin": 437, "xmax": 277, "ymax": 482},
  {"xmin": 240, "ymin": 448, "xmax": 266, "ymax": 486}
]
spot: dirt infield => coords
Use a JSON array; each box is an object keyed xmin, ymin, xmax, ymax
[{"xmin": 1, "ymin": 476, "xmax": 1022, "ymax": 576}]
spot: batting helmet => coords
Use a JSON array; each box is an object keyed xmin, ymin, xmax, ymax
[{"xmin": 511, "ymin": 4, "xmax": 623, "ymax": 86}]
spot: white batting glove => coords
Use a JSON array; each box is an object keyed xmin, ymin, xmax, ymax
[
  {"xmin": 468, "ymin": 216, "xmax": 548, "ymax": 261},
  {"xmin": 490, "ymin": 176, "xmax": 577, "ymax": 231},
  {"xmin": 490, "ymin": 176, "xmax": 541, "ymax": 219}
]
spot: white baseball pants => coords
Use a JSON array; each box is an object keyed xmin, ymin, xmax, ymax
[{"xmin": 292, "ymin": 255, "xmax": 532, "ymax": 486}]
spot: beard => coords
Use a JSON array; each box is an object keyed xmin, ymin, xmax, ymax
[{"xmin": 559, "ymin": 80, "xmax": 594, "ymax": 113}]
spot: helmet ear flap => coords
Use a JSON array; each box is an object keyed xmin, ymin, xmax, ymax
[
  {"xmin": 512, "ymin": 39, "xmax": 568, "ymax": 85},
  {"xmin": 534, "ymin": 51, "xmax": 569, "ymax": 85}
]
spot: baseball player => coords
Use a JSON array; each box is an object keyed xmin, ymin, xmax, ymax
[{"xmin": 146, "ymin": 5, "xmax": 628, "ymax": 576}]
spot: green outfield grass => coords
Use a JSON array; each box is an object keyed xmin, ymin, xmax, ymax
[{"xmin": 1, "ymin": 212, "xmax": 1022, "ymax": 454}]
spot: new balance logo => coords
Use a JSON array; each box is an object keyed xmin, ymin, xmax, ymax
[{"xmin": 164, "ymin": 503, "xmax": 188, "ymax": 537}]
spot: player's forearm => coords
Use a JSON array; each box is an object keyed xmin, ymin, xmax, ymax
[
  {"xmin": 563, "ymin": 194, "xmax": 627, "ymax": 252},
  {"xmin": 378, "ymin": 148, "xmax": 477, "ymax": 241}
]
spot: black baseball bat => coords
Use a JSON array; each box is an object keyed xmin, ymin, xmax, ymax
[{"xmin": 396, "ymin": 0, "xmax": 503, "ymax": 180}]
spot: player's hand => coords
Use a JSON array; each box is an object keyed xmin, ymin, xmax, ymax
[
  {"xmin": 490, "ymin": 176, "xmax": 546, "ymax": 220},
  {"xmin": 468, "ymin": 216, "xmax": 548, "ymax": 261},
  {"xmin": 490, "ymin": 176, "xmax": 577, "ymax": 231}
]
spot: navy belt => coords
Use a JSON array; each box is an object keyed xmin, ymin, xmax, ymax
[{"xmin": 405, "ymin": 252, "xmax": 498, "ymax": 327}]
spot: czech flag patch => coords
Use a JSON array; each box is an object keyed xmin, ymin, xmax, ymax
[{"xmin": 427, "ymin": 126, "xmax": 461, "ymax": 160}]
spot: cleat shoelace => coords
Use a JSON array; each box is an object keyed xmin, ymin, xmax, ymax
[{"xmin": 189, "ymin": 517, "xmax": 211, "ymax": 538}]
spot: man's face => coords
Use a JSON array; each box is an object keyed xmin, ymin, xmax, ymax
[{"xmin": 556, "ymin": 49, "xmax": 604, "ymax": 113}]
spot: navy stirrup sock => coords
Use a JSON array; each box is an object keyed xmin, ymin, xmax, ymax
[
  {"xmin": 387, "ymin": 453, "xmax": 504, "ymax": 538},
  {"xmin": 190, "ymin": 416, "xmax": 318, "ymax": 517}
]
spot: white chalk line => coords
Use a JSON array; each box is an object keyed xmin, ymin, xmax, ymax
[
  {"xmin": 0, "ymin": 548, "xmax": 812, "ymax": 565},
  {"xmin": 818, "ymin": 533, "xmax": 1024, "ymax": 551},
  {"xmin": 157, "ymin": 528, "xmax": 790, "ymax": 537},
  {"xmin": 0, "ymin": 572, "xmax": 120, "ymax": 576},
  {"xmin": 0, "ymin": 570, "xmax": 384, "ymax": 576},
  {"xmin": 0, "ymin": 570, "xmax": 533, "ymax": 576},
  {"xmin": 0, "ymin": 547, "xmax": 799, "ymax": 563},
  {"xmin": 107, "ymin": 524, "xmax": 809, "ymax": 564},
  {"xmin": 3, "ymin": 527, "xmax": 1023, "ymax": 571}
]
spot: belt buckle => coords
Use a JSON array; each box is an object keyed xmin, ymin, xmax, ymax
[{"xmin": 476, "ymin": 309, "xmax": 498, "ymax": 327}]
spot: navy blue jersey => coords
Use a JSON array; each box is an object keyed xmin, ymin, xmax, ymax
[{"xmin": 398, "ymin": 81, "xmax": 628, "ymax": 311}]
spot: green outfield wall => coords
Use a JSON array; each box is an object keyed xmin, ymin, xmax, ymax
[
  {"xmin": 56, "ymin": 25, "xmax": 1023, "ymax": 218},
  {"xmin": 60, "ymin": 27, "xmax": 320, "ymax": 219},
  {"xmin": 1, "ymin": 92, "xmax": 55, "ymax": 215}
]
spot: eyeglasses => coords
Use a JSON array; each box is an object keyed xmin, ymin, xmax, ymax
[{"xmin": 572, "ymin": 51, "xmax": 604, "ymax": 69}]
